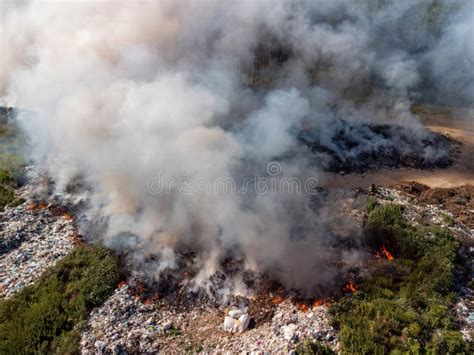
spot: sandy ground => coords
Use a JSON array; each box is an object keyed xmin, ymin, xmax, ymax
[{"xmin": 322, "ymin": 108, "xmax": 474, "ymax": 189}]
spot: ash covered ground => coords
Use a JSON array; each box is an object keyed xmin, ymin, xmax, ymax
[{"xmin": 299, "ymin": 119, "xmax": 455, "ymax": 173}]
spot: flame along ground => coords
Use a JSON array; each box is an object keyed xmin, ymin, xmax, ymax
[
  {"xmin": 344, "ymin": 282, "xmax": 358, "ymax": 293},
  {"xmin": 374, "ymin": 244, "xmax": 395, "ymax": 261},
  {"xmin": 381, "ymin": 245, "xmax": 395, "ymax": 261},
  {"xmin": 108, "ymin": 225, "xmax": 398, "ymax": 311}
]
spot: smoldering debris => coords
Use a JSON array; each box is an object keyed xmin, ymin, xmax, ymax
[
  {"xmin": 79, "ymin": 282, "xmax": 339, "ymax": 354},
  {"xmin": 77, "ymin": 184, "xmax": 473, "ymax": 352},
  {"xmin": 299, "ymin": 119, "xmax": 454, "ymax": 173},
  {"xmin": 1, "ymin": 0, "xmax": 473, "ymax": 296}
]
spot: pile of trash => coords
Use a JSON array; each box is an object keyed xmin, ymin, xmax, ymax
[
  {"xmin": 79, "ymin": 183, "xmax": 472, "ymax": 353},
  {"xmin": 223, "ymin": 308, "xmax": 251, "ymax": 333},
  {"xmin": 374, "ymin": 185, "xmax": 473, "ymax": 241},
  {"xmin": 80, "ymin": 281, "xmax": 339, "ymax": 353},
  {"xmin": 0, "ymin": 182, "xmax": 76, "ymax": 298},
  {"xmin": 2, "ymin": 166, "xmax": 470, "ymax": 350},
  {"xmin": 214, "ymin": 299, "xmax": 338, "ymax": 353},
  {"xmin": 81, "ymin": 283, "xmax": 166, "ymax": 354}
]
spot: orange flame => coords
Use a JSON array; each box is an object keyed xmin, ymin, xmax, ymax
[
  {"xmin": 63, "ymin": 212, "xmax": 74, "ymax": 221},
  {"xmin": 118, "ymin": 280, "xmax": 128, "ymax": 288},
  {"xmin": 28, "ymin": 202, "xmax": 48, "ymax": 210},
  {"xmin": 381, "ymin": 245, "xmax": 394, "ymax": 261},
  {"xmin": 345, "ymin": 282, "xmax": 357, "ymax": 293},
  {"xmin": 271, "ymin": 294, "xmax": 284, "ymax": 305},
  {"xmin": 313, "ymin": 299, "xmax": 323, "ymax": 307},
  {"xmin": 133, "ymin": 282, "xmax": 146, "ymax": 294},
  {"xmin": 298, "ymin": 303, "xmax": 309, "ymax": 312},
  {"xmin": 71, "ymin": 232, "xmax": 85, "ymax": 246},
  {"xmin": 313, "ymin": 299, "xmax": 331, "ymax": 307}
]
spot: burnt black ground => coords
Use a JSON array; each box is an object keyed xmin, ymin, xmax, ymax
[{"xmin": 299, "ymin": 119, "xmax": 454, "ymax": 173}]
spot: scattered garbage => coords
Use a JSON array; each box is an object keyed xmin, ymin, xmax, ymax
[
  {"xmin": 223, "ymin": 309, "xmax": 252, "ymax": 333},
  {"xmin": 282, "ymin": 323, "xmax": 298, "ymax": 342},
  {"xmin": 0, "ymin": 180, "xmax": 75, "ymax": 298},
  {"xmin": 223, "ymin": 315, "xmax": 238, "ymax": 333},
  {"xmin": 81, "ymin": 284, "xmax": 164, "ymax": 354},
  {"xmin": 2, "ymin": 171, "xmax": 471, "ymax": 351},
  {"xmin": 80, "ymin": 283, "xmax": 339, "ymax": 353},
  {"xmin": 228, "ymin": 309, "xmax": 244, "ymax": 319},
  {"xmin": 224, "ymin": 309, "xmax": 252, "ymax": 333}
]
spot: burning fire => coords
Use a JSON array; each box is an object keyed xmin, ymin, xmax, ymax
[
  {"xmin": 381, "ymin": 245, "xmax": 394, "ymax": 260},
  {"xmin": 313, "ymin": 299, "xmax": 324, "ymax": 307},
  {"xmin": 298, "ymin": 303, "xmax": 309, "ymax": 312},
  {"xmin": 63, "ymin": 212, "xmax": 74, "ymax": 221},
  {"xmin": 118, "ymin": 280, "xmax": 128, "ymax": 288},
  {"xmin": 271, "ymin": 294, "xmax": 284, "ymax": 305},
  {"xmin": 376, "ymin": 245, "xmax": 395, "ymax": 261},
  {"xmin": 27, "ymin": 202, "xmax": 48, "ymax": 210},
  {"xmin": 344, "ymin": 281, "xmax": 357, "ymax": 293},
  {"xmin": 312, "ymin": 299, "xmax": 330, "ymax": 308}
]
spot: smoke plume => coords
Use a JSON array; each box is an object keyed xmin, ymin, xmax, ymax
[{"xmin": 1, "ymin": 0, "xmax": 472, "ymax": 296}]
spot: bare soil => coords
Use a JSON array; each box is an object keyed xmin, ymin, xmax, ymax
[{"xmin": 398, "ymin": 181, "xmax": 474, "ymax": 229}]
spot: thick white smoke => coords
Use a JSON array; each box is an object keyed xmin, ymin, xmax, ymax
[{"xmin": 1, "ymin": 0, "xmax": 472, "ymax": 295}]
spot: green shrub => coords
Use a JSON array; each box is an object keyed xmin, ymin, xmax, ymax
[
  {"xmin": 0, "ymin": 246, "xmax": 120, "ymax": 354},
  {"xmin": 0, "ymin": 115, "xmax": 26, "ymax": 210},
  {"xmin": 426, "ymin": 330, "xmax": 470, "ymax": 354},
  {"xmin": 0, "ymin": 169, "xmax": 22, "ymax": 211},
  {"xmin": 330, "ymin": 203, "xmax": 469, "ymax": 354},
  {"xmin": 366, "ymin": 196, "xmax": 379, "ymax": 213},
  {"xmin": 0, "ymin": 114, "xmax": 26, "ymax": 183},
  {"xmin": 295, "ymin": 339, "xmax": 334, "ymax": 355},
  {"xmin": 364, "ymin": 203, "xmax": 406, "ymax": 249},
  {"xmin": 443, "ymin": 214, "xmax": 455, "ymax": 226},
  {"xmin": 0, "ymin": 152, "xmax": 24, "ymax": 183}
]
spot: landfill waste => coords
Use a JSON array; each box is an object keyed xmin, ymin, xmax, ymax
[
  {"xmin": 223, "ymin": 309, "xmax": 251, "ymax": 333},
  {"xmin": 80, "ymin": 281, "xmax": 339, "ymax": 353},
  {"xmin": 81, "ymin": 283, "xmax": 165, "ymax": 354},
  {"xmin": 79, "ymin": 184, "xmax": 472, "ymax": 352},
  {"xmin": 1, "ymin": 167, "xmax": 470, "ymax": 350},
  {"xmin": 0, "ymin": 178, "xmax": 76, "ymax": 298},
  {"xmin": 282, "ymin": 323, "xmax": 298, "ymax": 342}
]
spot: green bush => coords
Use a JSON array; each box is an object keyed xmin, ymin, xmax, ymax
[
  {"xmin": 0, "ymin": 152, "xmax": 24, "ymax": 183},
  {"xmin": 0, "ymin": 169, "xmax": 22, "ymax": 211},
  {"xmin": 366, "ymin": 196, "xmax": 379, "ymax": 213},
  {"xmin": 295, "ymin": 339, "xmax": 334, "ymax": 355},
  {"xmin": 0, "ymin": 114, "xmax": 26, "ymax": 210},
  {"xmin": 427, "ymin": 330, "xmax": 469, "ymax": 354},
  {"xmin": 443, "ymin": 214, "xmax": 455, "ymax": 227},
  {"xmin": 0, "ymin": 246, "xmax": 121, "ymax": 354},
  {"xmin": 330, "ymin": 203, "xmax": 470, "ymax": 354}
]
